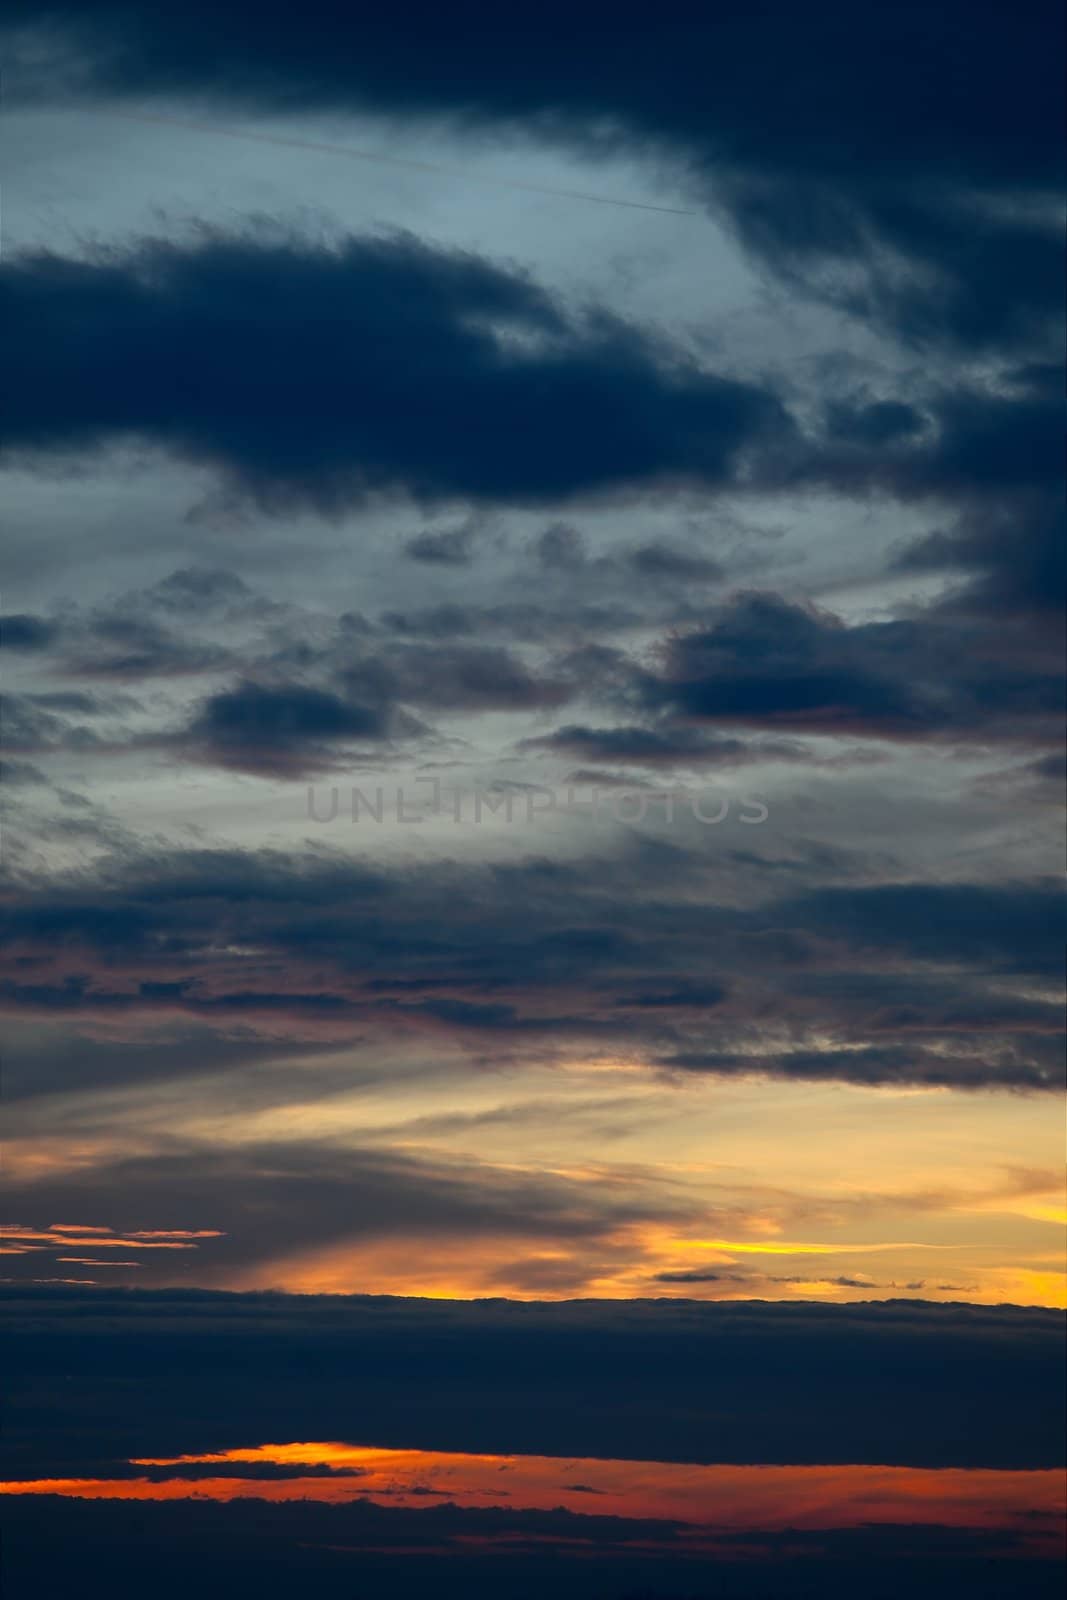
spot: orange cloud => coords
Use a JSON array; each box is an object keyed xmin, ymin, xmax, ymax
[{"xmin": 2, "ymin": 1443, "xmax": 1062, "ymax": 1556}]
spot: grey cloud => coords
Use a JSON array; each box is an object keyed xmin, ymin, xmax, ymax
[{"xmin": 0, "ymin": 843, "xmax": 1059, "ymax": 1093}]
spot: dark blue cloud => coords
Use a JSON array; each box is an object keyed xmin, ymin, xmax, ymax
[
  {"xmin": 1, "ymin": 613, "xmax": 58, "ymax": 650},
  {"xmin": 183, "ymin": 680, "xmax": 393, "ymax": 774},
  {"xmin": 779, "ymin": 881, "xmax": 1066, "ymax": 976},
  {"xmin": 6, "ymin": 2, "xmax": 1061, "ymax": 352},
  {"xmin": 2, "ymin": 1287, "xmax": 1062, "ymax": 1471},
  {"xmin": 641, "ymin": 591, "xmax": 1064, "ymax": 741},
  {"xmin": 1, "ymin": 230, "xmax": 790, "ymax": 510}
]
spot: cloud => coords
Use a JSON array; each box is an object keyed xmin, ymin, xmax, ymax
[
  {"xmin": 340, "ymin": 643, "xmax": 570, "ymax": 714},
  {"xmin": 777, "ymin": 881, "xmax": 1066, "ymax": 977},
  {"xmin": 638, "ymin": 590, "xmax": 1063, "ymax": 744},
  {"xmin": 404, "ymin": 524, "xmax": 478, "ymax": 566},
  {"xmin": 162, "ymin": 639, "xmax": 573, "ymax": 775},
  {"xmin": 2, "ymin": 572, "xmax": 255, "ymax": 680},
  {"xmin": 179, "ymin": 680, "xmax": 396, "ymax": 776},
  {"xmin": 0, "ymin": 1021, "xmax": 357, "ymax": 1104},
  {"xmin": 663, "ymin": 1041, "xmax": 1063, "ymax": 1094},
  {"xmin": 133, "ymin": 567, "xmax": 255, "ymax": 615},
  {"xmin": 533, "ymin": 523, "xmax": 723, "ymax": 585},
  {"xmin": 854, "ymin": 376, "xmax": 1061, "ymax": 500},
  {"xmin": 520, "ymin": 722, "xmax": 809, "ymax": 767},
  {"xmin": 0, "ymin": 844, "xmax": 1059, "ymax": 1092},
  {"xmin": 68, "ymin": 616, "xmax": 231, "ymax": 679},
  {"xmin": 653, "ymin": 1269, "xmax": 729, "ymax": 1284},
  {"xmin": 1, "ymin": 229, "xmax": 790, "ymax": 510},
  {"xmin": 0, "ymin": 758, "xmax": 47, "ymax": 787},
  {"xmin": 2, "ymin": 613, "xmax": 58, "ymax": 650},
  {"xmin": 2, "ymin": 1287, "xmax": 1062, "ymax": 1471},
  {"xmin": 0, "ymin": 1138, "xmax": 693, "ymax": 1296},
  {"xmin": 6, "ymin": 1492, "xmax": 1064, "ymax": 1600},
  {"xmin": 1, "ymin": 693, "xmax": 109, "ymax": 756},
  {"xmin": 893, "ymin": 486, "xmax": 1066, "ymax": 629},
  {"xmin": 6, "ymin": 4, "xmax": 1062, "ymax": 357}
]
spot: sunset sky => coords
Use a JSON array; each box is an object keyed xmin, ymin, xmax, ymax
[{"xmin": 1, "ymin": 3, "xmax": 1064, "ymax": 1596}]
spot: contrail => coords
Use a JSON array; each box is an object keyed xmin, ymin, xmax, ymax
[{"xmin": 88, "ymin": 107, "xmax": 699, "ymax": 217}]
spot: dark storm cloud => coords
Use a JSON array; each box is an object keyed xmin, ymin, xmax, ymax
[
  {"xmin": 0, "ymin": 843, "xmax": 1060, "ymax": 1092},
  {"xmin": 0, "ymin": 230, "xmax": 790, "ymax": 510},
  {"xmin": 2, "ymin": 1288, "xmax": 1063, "ymax": 1471},
  {"xmin": 638, "ymin": 590, "xmax": 1063, "ymax": 743},
  {"xmin": 6, "ymin": 1496, "xmax": 1064, "ymax": 1600},
  {"xmin": 779, "ymin": 881, "xmax": 1067, "ymax": 978},
  {"xmin": 179, "ymin": 680, "xmax": 396, "ymax": 776},
  {"xmin": 6, "ymin": 3, "xmax": 1061, "ymax": 354},
  {"xmin": 725, "ymin": 171, "xmax": 1062, "ymax": 353},
  {"xmin": 894, "ymin": 491, "xmax": 1066, "ymax": 628},
  {"xmin": 2, "ymin": 613, "xmax": 58, "ymax": 650},
  {"xmin": 855, "ymin": 376, "xmax": 1062, "ymax": 500}
]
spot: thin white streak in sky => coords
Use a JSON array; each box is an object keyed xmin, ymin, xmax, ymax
[{"xmin": 86, "ymin": 107, "xmax": 700, "ymax": 217}]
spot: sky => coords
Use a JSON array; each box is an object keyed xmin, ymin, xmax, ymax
[{"xmin": 0, "ymin": 4, "xmax": 1064, "ymax": 1594}]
